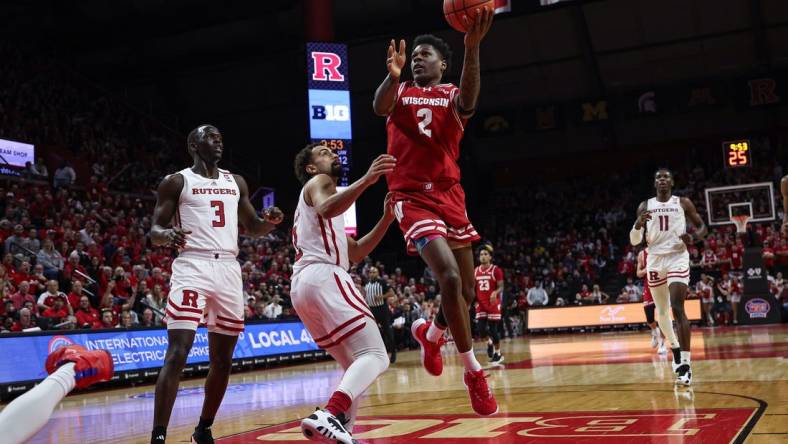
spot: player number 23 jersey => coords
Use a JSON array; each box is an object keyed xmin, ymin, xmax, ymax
[
  {"xmin": 645, "ymin": 195, "xmax": 687, "ymax": 255},
  {"xmin": 175, "ymin": 168, "xmax": 240, "ymax": 255}
]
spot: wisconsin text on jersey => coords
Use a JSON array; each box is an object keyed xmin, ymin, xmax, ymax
[{"xmin": 400, "ymin": 97, "xmax": 451, "ymax": 107}]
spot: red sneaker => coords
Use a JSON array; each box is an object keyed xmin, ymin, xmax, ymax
[
  {"xmin": 45, "ymin": 345, "xmax": 114, "ymax": 389},
  {"xmin": 464, "ymin": 369, "xmax": 498, "ymax": 416},
  {"xmin": 411, "ymin": 318, "xmax": 445, "ymax": 376}
]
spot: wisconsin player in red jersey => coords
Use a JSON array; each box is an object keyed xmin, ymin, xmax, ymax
[
  {"xmin": 292, "ymin": 144, "xmax": 396, "ymax": 443},
  {"xmin": 475, "ymin": 244, "xmax": 504, "ymax": 364},
  {"xmin": 372, "ymin": 7, "xmax": 497, "ymax": 416},
  {"xmin": 149, "ymin": 125, "xmax": 283, "ymax": 444},
  {"xmin": 637, "ymin": 249, "xmax": 666, "ymax": 354}
]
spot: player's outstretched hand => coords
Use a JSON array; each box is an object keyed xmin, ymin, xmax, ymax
[
  {"xmin": 635, "ymin": 210, "xmax": 651, "ymax": 229},
  {"xmin": 363, "ymin": 154, "xmax": 397, "ymax": 185},
  {"xmin": 387, "ymin": 39, "xmax": 407, "ymax": 80},
  {"xmin": 263, "ymin": 207, "xmax": 284, "ymax": 225},
  {"xmin": 383, "ymin": 192, "xmax": 396, "ymax": 223},
  {"xmin": 463, "ymin": 6, "xmax": 494, "ymax": 47},
  {"xmin": 165, "ymin": 227, "xmax": 191, "ymax": 248}
]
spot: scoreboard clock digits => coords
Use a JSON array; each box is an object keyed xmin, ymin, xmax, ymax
[{"xmin": 722, "ymin": 139, "xmax": 751, "ymax": 169}]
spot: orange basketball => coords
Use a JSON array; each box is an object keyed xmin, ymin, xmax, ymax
[{"xmin": 443, "ymin": 0, "xmax": 495, "ymax": 33}]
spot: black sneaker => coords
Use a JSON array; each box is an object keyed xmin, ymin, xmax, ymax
[
  {"xmin": 486, "ymin": 342, "xmax": 494, "ymax": 359},
  {"xmin": 490, "ymin": 353, "xmax": 505, "ymax": 365},
  {"xmin": 191, "ymin": 427, "xmax": 214, "ymax": 444}
]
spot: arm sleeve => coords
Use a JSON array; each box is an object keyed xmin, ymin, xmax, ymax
[{"xmin": 629, "ymin": 225, "xmax": 644, "ymax": 246}]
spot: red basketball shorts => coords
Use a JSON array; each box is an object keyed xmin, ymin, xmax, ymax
[
  {"xmin": 476, "ymin": 298, "xmax": 502, "ymax": 321},
  {"xmin": 642, "ymin": 285, "xmax": 654, "ymax": 306},
  {"xmin": 390, "ymin": 183, "xmax": 480, "ymax": 255}
]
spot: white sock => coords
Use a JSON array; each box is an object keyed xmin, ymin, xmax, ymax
[
  {"xmin": 651, "ymin": 328, "xmax": 659, "ymax": 337},
  {"xmin": 487, "ymin": 338, "xmax": 493, "ymax": 345},
  {"xmin": 681, "ymin": 351, "xmax": 691, "ymax": 363},
  {"xmin": 0, "ymin": 363, "xmax": 75, "ymax": 443},
  {"xmin": 426, "ymin": 322, "xmax": 446, "ymax": 343},
  {"xmin": 460, "ymin": 350, "xmax": 482, "ymax": 372}
]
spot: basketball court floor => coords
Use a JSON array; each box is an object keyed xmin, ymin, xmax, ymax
[{"xmin": 19, "ymin": 324, "xmax": 788, "ymax": 443}]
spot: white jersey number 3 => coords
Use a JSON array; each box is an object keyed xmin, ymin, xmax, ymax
[{"xmin": 417, "ymin": 108, "xmax": 433, "ymax": 138}]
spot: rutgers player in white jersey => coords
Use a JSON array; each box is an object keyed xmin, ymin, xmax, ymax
[
  {"xmin": 291, "ymin": 143, "xmax": 396, "ymax": 444},
  {"xmin": 630, "ymin": 168, "xmax": 706, "ymax": 386},
  {"xmin": 149, "ymin": 125, "xmax": 283, "ymax": 444}
]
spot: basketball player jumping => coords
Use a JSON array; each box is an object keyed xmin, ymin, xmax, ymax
[
  {"xmin": 149, "ymin": 125, "xmax": 283, "ymax": 444},
  {"xmin": 630, "ymin": 169, "xmax": 707, "ymax": 386},
  {"xmin": 291, "ymin": 143, "xmax": 396, "ymax": 443},
  {"xmin": 475, "ymin": 244, "xmax": 505, "ymax": 365},
  {"xmin": 637, "ymin": 248, "xmax": 667, "ymax": 354},
  {"xmin": 372, "ymin": 7, "xmax": 497, "ymax": 415},
  {"xmin": 0, "ymin": 345, "xmax": 112, "ymax": 444}
]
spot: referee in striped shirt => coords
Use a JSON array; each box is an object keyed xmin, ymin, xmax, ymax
[{"xmin": 364, "ymin": 266, "xmax": 396, "ymax": 363}]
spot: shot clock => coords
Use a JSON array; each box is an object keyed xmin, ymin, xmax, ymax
[{"xmin": 722, "ymin": 140, "xmax": 751, "ymax": 169}]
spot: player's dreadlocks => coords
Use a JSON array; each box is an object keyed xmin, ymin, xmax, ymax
[{"xmin": 414, "ymin": 34, "xmax": 452, "ymax": 72}]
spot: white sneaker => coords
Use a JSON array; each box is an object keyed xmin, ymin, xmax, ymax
[
  {"xmin": 650, "ymin": 331, "xmax": 658, "ymax": 348},
  {"xmin": 301, "ymin": 409, "xmax": 354, "ymax": 443},
  {"xmin": 657, "ymin": 343, "xmax": 667, "ymax": 354},
  {"xmin": 671, "ymin": 361, "xmax": 692, "ymax": 386}
]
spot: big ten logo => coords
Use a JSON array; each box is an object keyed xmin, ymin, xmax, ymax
[
  {"xmin": 745, "ymin": 298, "xmax": 770, "ymax": 318},
  {"xmin": 311, "ymin": 52, "xmax": 345, "ymax": 82},
  {"xmin": 311, "ymin": 104, "xmax": 350, "ymax": 121},
  {"xmin": 599, "ymin": 306, "xmax": 625, "ymax": 323},
  {"xmin": 248, "ymin": 411, "xmax": 749, "ymax": 443}
]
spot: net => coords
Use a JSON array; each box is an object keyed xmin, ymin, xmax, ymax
[{"xmin": 731, "ymin": 214, "xmax": 750, "ymax": 234}]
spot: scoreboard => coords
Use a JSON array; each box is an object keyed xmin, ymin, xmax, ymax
[
  {"xmin": 306, "ymin": 42, "xmax": 352, "ymax": 186},
  {"xmin": 306, "ymin": 42, "xmax": 356, "ymax": 235},
  {"xmin": 722, "ymin": 139, "xmax": 752, "ymax": 169}
]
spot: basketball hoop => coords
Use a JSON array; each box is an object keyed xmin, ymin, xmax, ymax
[{"xmin": 731, "ymin": 214, "xmax": 750, "ymax": 234}]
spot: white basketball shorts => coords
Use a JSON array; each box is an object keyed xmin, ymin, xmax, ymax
[
  {"xmin": 166, "ymin": 251, "xmax": 245, "ymax": 336},
  {"xmin": 646, "ymin": 251, "xmax": 690, "ymax": 288},
  {"xmin": 291, "ymin": 263, "xmax": 375, "ymax": 349}
]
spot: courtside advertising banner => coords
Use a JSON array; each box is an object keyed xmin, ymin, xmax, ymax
[
  {"xmin": 0, "ymin": 321, "xmax": 318, "ymax": 384},
  {"xmin": 528, "ymin": 300, "xmax": 701, "ymax": 329},
  {"xmin": 0, "ymin": 138, "xmax": 34, "ymax": 167}
]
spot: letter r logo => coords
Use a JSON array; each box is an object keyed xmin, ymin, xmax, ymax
[
  {"xmin": 311, "ymin": 52, "xmax": 345, "ymax": 81},
  {"xmin": 649, "ymin": 271, "xmax": 660, "ymax": 282},
  {"xmin": 182, "ymin": 290, "xmax": 199, "ymax": 308}
]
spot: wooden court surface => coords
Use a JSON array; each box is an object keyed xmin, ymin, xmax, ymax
[{"xmin": 17, "ymin": 324, "xmax": 788, "ymax": 443}]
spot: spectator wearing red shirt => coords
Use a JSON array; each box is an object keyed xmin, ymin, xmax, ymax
[
  {"xmin": 574, "ymin": 284, "xmax": 592, "ymax": 305},
  {"xmin": 10, "ymin": 261, "xmax": 33, "ymax": 288},
  {"xmin": 777, "ymin": 239, "xmax": 788, "ymax": 268},
  {"xmin": 37, "ymin": 280, "xmax": 67, "ymax": 314},
  {"xmin": 763, "ymin": 244, "xmax": 776, "ymax": 270},
  {"xmin": 41, "ymin": 297, "xmax": 70, "ymax": 320},
  {"xmin": 95, "ymin": 309, "xmax": 116, "ymax": 329},
  {"xmin": 75, "ymin": 295, "xmax": 101, "ymax": 329},
  {"xmin": 730, "ymin": 241, "xmax": 744, "ymax": 270},
  {"xmin": 62, "ymin": 252, "xmax": 88, "ymax": 283},
  {"xmin": 66, "ymin": 280, "xmax": 88, "ymax": 311},
  {"xmin": 145, "ymin": 267, "xmax": 167, "ymax": 293},
  {"xmin": 9, "ymin": 281, "xmax": 34, "ymax": 310},
  {"xmin": 701, "ymin": 247, "xmax": 718, "ymax": 271},
  {"xmin": 716, "ymin": 248, "xmax": 731, "ymax": 275},
  {"xmin": 10, "ymin": 307, "xmax": 36, "ymax": 332}
]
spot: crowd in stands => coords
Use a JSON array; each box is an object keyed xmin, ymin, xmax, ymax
[
  {"xmin": 0, "ymin": 42, "xmax": 181, "ymax": 193},
  {"xmin": 1, "ymin": 43, "xmax": 786, "ymax": 345}
]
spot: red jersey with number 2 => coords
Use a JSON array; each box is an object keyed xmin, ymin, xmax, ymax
[{"xmin": 386, "ymin": 81, "xmax": 468, "ymax": 192}]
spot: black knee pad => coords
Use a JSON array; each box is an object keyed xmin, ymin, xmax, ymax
[{"xmin": 644, "ymin": 304, "xmax": 655, "ymax": 324}]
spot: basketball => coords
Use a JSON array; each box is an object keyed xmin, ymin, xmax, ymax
[{"xmin": 443, "ymin": 0, "xmax": 495, "ymax": 32}]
